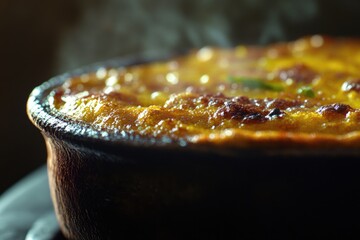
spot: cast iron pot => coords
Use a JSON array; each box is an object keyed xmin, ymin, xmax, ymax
[{"xmin": 27, "ymin": 55, "xmax": 360, "ymax": 240}]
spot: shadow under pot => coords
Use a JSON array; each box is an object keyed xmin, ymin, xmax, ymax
[{"xmin": 27, "ymin": 56, "xmax": 360, "ymax": 240}]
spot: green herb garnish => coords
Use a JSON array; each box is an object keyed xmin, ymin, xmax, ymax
[
  {"xmin": 297, "ymin": 86, "xmax": 315, "ymax": 98},
  {"xmin": 228, "ymin": 76, "xmax": 284, "ymax": 92}
]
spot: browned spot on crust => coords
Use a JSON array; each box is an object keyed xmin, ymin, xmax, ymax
[
  {"xmin": 215, "ymin": 101, "xmax": 268, "ymax": 123},
  {"xmin": 164, "ymin": 93, "xmax": 230, "ymax": 109},
  {"xmin": 278, "ymin": 64, "xmax": 317, "ymax": 84},
  {"xmin": 200, "ymin": 93, "xmax": 228, "ymax": 107},
  {"xmin": 265, "ymin": 98, "xmax": 306, "ymax": 110},
  {"xmin": 51, "ymin": 88, "xmax": 65, "ymax": 108},
  {"xmin": 215, "ymin": 98, "xmax": 286, "ymax": 123},
  {"xmin": 267, "ymin": 108, "xmax": 285, "ymax": 119},
  {"xmin": 165, "ymin": 93, "xmax": 308, "ymax": 123},
  {"xmin": 317, "ymin": 103, "xmax": 353, "ymax": 118},
  {"xmin": 342, "ymin": 79, "xmax": 360, "ymax": 93},
  {"xmin": 53, "ymin": 88, "xmax": 64, "ymax": 100}
]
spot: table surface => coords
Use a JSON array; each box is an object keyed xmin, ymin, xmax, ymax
[{"xmin": 0, "ymin": 166, "xmax": 64, "ymax": 240}]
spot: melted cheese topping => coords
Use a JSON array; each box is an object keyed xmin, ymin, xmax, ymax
[{"xmin": 49, "ymin": 36, "xmax": 360, "ymax": 147}]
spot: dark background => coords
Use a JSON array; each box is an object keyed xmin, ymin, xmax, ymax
[{"xmin": 1, "ymin": 0, "xmax": 360, "ymax": 194}]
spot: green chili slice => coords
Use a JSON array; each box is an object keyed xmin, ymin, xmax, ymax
[
  {"xmin": 297, "ymin": 86, "xmax": 315, "ymax": 98},
  {"xmin": 228, "ymin": 76, "xmax": 284, "ymax": 92}
]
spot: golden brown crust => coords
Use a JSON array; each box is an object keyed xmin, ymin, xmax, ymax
[{"xmin": 48, "ymin": 35, "xmax": 360, "ymax": 148}]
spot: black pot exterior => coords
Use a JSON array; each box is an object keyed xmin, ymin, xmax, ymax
[{"xmin": 44, "ymin": 133, "xmax": 360, "ymax": 240}]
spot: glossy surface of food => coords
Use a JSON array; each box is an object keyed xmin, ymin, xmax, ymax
[{"xmin": 49, "ymin": 36, "xmax": 360, "ymax": 147}]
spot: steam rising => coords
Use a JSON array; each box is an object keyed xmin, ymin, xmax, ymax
[
  {"xmin": 259, "ymin": 0, "xmax": 317, "ymax": 43},
  {"xmin": 56, "ymin": 0, "xmax": 318, "ymax": 72}
]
